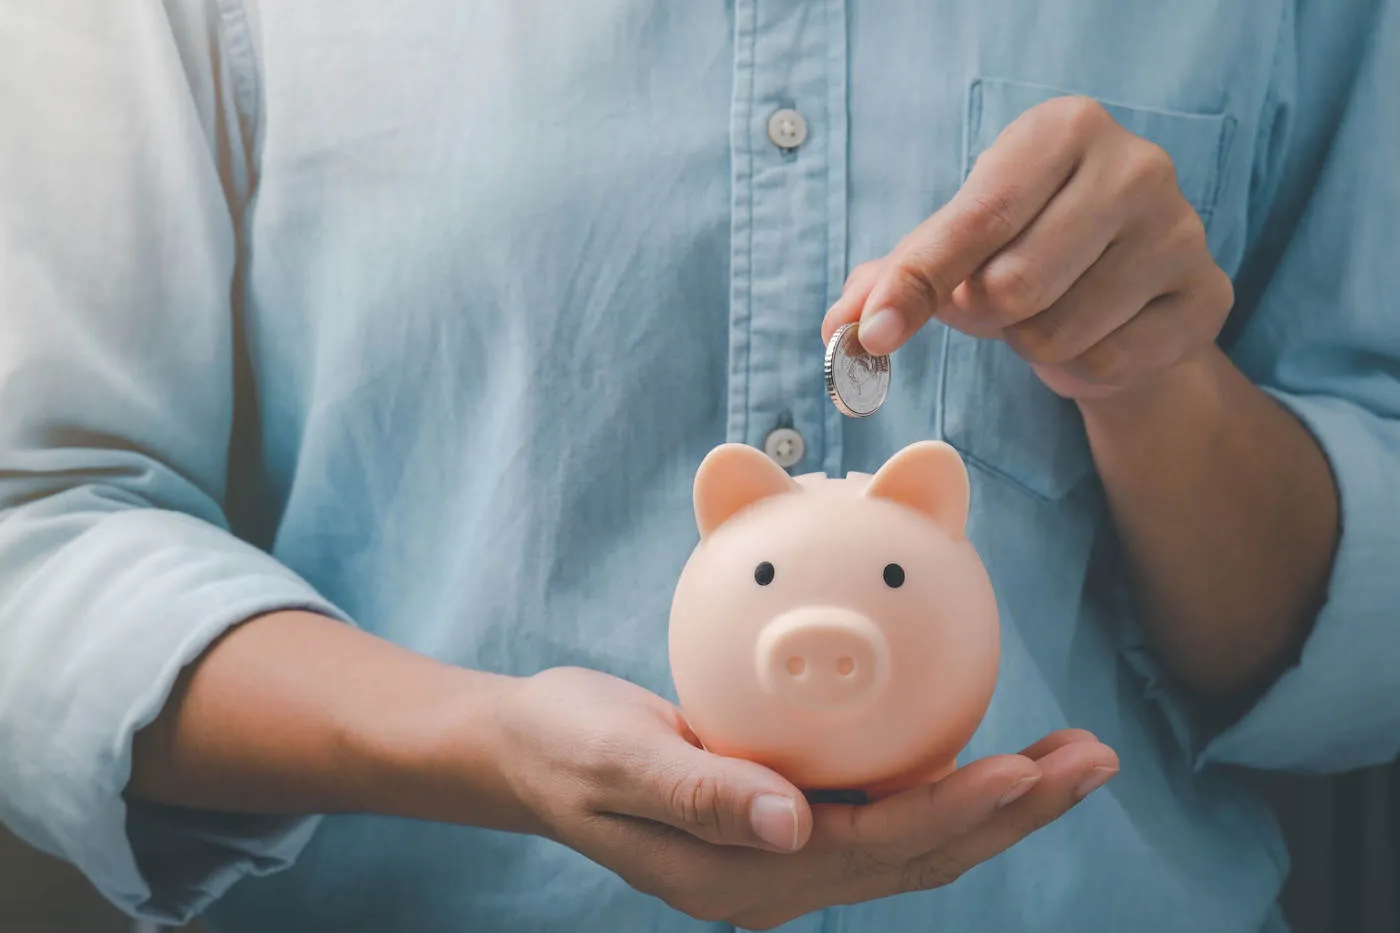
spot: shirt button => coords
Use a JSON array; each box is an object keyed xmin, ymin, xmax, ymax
[
  {"xmin": 763, "ymin": 427, "xmax": 806, "ymax": 469},
  {"xmin": 766, "ymin": 108, "xmax": 808, "ymax": 150}
]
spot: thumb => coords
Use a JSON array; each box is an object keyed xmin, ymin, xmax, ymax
[{"xmin": 616, "ymin": 731, "xmax": 813, "ymax": 854}]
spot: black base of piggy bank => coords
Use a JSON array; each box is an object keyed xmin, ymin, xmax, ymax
[{"xmin": 803, "ymin": 788, "xmax": 869, "ymax": 806}]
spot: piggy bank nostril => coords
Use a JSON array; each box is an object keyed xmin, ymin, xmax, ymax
[
  {"xmin": 786, "ymin": 656, "xmax": 806, "ymax": 676},
  {"xmin": 836, "ymin": 657, "xmax": 855, "ymax": 676}
]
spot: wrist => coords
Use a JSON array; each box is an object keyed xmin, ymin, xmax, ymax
[
  {"xmin": 127, "ymin": 609, "xmax": 544, "ymax": 830},
  {"xmin": 342, "ymin": 661, "xmax": 539, "ymax": 832},
  {"xmin": 1075, "ymin": 346, "xmax": 1228, "ymax": 444}
]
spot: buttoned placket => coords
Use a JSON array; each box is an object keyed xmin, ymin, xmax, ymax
[{"xmin": 728, "ymin": 0, "xmax": 849, "ymax": 480}]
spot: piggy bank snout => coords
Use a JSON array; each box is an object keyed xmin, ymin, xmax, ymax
[{"xmin": 754, "ymin": 608, "xmax": 891, "ymax": 711}]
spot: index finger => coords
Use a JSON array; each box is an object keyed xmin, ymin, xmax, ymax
[{"xmin": 852, "ymin": 100, "xmax": 1090, "ymax": 355}]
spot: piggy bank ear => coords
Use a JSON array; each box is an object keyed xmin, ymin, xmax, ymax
[
  {"xmin": 693, "ymin": 443, "xmax": 800, "ymax": 537},
  {"xmin": 862, "ymin": 440, "xmax": 970, "ymax": 538}
]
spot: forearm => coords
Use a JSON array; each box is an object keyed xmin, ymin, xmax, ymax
[
  {"xmin": 1077, "ymin": 346, "xmax": 1340, "ymax": 701},
  {"xmin": 128, "ymin": 610, "xmax": 537, "ymax": 834}
]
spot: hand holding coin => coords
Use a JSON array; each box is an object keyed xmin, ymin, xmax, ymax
[
  {"xmin": 819, "ymin": 95, "xmax": 1231, "ymax": 401},
  {"xmin": 825, "ymin": 322, "xmax": 890, "ymax": 418}
]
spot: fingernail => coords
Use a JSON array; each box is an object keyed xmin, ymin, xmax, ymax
[
  {"xmin": 996, "ymin": 774, "xmax": 1040, "ymax": 808},
  {"xmin": 1074, "ymin": 767, "xmax": 1118, "ymax": 802},
  {"xmin": 857, "ymin": 308, "xmax": 904, "ymax": 354},
  {"xmin": 750, "ymin": 794, "xmax": 800, "ymax": 852}
]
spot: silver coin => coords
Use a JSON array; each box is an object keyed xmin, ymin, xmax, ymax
[{"xmin": 824, "ymin": 322, "xmax": 890, "ymax": 418}]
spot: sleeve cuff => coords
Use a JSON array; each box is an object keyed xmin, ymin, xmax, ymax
[
  {"xmin": 1119, "ymin": 390, "xmax": 1400, "ymax": 775},
  {"xmin": 0, "ymin": 506, "xmax": 352, "ymax": 925},
  {"xmin": 1198, "ymin": 390, "xmax": 1400, "ymax": 773}
]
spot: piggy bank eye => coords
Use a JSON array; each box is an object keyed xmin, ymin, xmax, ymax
[
  {"xmin": 754, "ymin": 561, "xmax": 776, "ymax": 586},
  {"xmin": 883, "ymin": 563, "xmax": 905, "ymax": 588}
]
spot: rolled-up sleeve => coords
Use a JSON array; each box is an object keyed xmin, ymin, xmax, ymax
[
  {"xmin": 1193, "ymin": 0, "xmax": 1400, "ymax": 774},
  {"xmin": 1200, "ymin": 394, "xmax": 1400, "ymax": 772},
  {"xmin": 0, "ymin": 2, "xmax": 347, "ymax": 924}
]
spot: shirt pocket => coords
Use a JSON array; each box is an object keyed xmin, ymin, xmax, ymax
[{"xmin": 940, "ymin": 77, "xmax": 1237, "ymax": 502}]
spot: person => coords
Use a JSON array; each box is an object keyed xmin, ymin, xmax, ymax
[{"xmin": 0, "ymin": 1, "xmax": 1396, "ymax": 930}]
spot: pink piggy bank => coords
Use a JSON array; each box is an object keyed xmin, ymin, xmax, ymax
[{"xmin": 667, "ymin": 440, "xmax": 1000, "ymax": 799}]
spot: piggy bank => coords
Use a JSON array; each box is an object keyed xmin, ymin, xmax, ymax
[{"xmin": 667, "ymin": 440, "xmax": 1000, "ymax": 798}]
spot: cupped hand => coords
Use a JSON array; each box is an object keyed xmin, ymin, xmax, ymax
[
  {"xmin": 822, "ymin": 94, "xmax": 1233, "ymax": 400},
  {"xmin": 492, "ymin": 666, "xmax": 1118, "ymax": 930}
]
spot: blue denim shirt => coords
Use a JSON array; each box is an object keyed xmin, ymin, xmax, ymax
[{"xmin": 1, "ymin": 2, "xmax": 1397, "ymax": 931}]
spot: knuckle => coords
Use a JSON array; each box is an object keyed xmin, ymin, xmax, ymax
[
  {"xmin": 1005, "ymin": 314, "xmax": 1073, "ymax": 366},
  {"xmin": 977, "ymin": 256, "xmax": 1046, "ymax": 318},
  {"xmin": 1165, "ymin": 209, "xmax": 1209, "ymax": 257},
  {"xmin": 668, "ymin": 770, "xmax": 725, "ymax": 833},
  {"xmin": 892, "ymin": 259, "xmax": 949, "ymax": 309},
  {"xmin": 1183, "ymin": 266, "xmax": 1235, "ymax": 341},
  {"xmin": 962, "ymin": 186, "xmax": 1023, "ymax": 243},
  {"xmin": 1203, "ymin": 266, "xmax": 1235, "ymax": 318},
  {"xmin": 1055, "ymin": 95, "xmax": 1110, "ymax": 134},
  {"xmin": 1126, "ymin": 140, "xmax": 1178, "ymax": 190}
]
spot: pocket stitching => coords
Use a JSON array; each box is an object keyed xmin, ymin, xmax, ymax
[{"xmin": 965, "ymin": 76, "xmax": 1233, "ymax": 220}]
